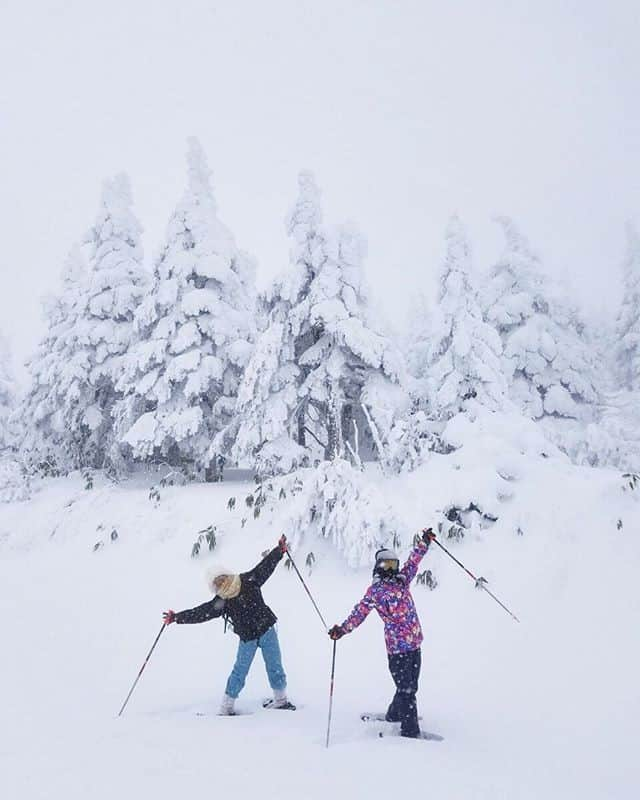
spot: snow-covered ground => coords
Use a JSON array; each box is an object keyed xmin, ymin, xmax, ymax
[{"xmin": 2, "ymin": 457, "xmax": 639, "ymax": 799}]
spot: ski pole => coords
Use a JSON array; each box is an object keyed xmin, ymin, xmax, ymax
[
  {"xmin": 325, "ymin": 639, "xmax": 337, "ymax": 748},
  {"xmin": 117, "ymin": 623, "xmax": 166, "ymax": 716},
  {"xmin": 431, "ymin": 537, "xmax": 520, "ymax": 623},
  {"xmin": 285, "ymin": 547, "xmax": 328, "ymax": 631}
]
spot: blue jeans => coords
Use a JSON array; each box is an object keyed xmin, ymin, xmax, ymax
[{"xmin": 225, "ymin": 625, "xmax": 287, "ymax": 699}]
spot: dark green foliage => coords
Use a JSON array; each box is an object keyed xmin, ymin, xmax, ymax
[
  {"xmin": 84, "ymin": 471, "xmax": 94, "ymax": 490},
  {"xmin": 416, "ymin": 569, "xmax": 437, "ymax": 589},
  {"xmin": 438, "ymin": 519, "xmax": 465, "ymax": 541},
  {"xmin": 191, "ymin": 525, "xmax": 217, "ymax": 558}
]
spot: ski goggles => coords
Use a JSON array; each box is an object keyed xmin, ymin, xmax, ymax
[{"xmin": 377, "ymin": 558, "xmax": 399, "ymax": 572}]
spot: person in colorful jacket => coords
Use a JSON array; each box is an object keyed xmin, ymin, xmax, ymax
[
  {"xmin": 329, "ymin": 528, "xmax": 436, "ymax": 738},
  {"xmin": 163, "ymin": 536, "xmax": 295, "ymax": 715}
]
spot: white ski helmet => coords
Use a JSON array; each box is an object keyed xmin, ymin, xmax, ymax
[{"xmin": 373, "ymin": 548, "xmax": 400, "ymax": 579}]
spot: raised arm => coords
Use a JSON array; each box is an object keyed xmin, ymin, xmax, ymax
[
  {"xmin": 174, "ymin": 596, "xmax": 226, "ymax": 625},
  {"xmin": 399, "ymin": 536, "xmax": 430, "ymax": 584},
  {"xmin": 242, "ymin": 546, "xmax": 284, "ymax": 587}
]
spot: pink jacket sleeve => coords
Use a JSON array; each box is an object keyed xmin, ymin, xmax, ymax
[
  {"xmin": 341, "ymin": 586, "xmax": 376, "ymax": 632},
  {"xmin": 400, "ymin": 539, "xmax": 429, "ymax": 584}
]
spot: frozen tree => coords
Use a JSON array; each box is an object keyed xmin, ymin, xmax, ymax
[
  {"xmin": 118, "ymin": 138, "xmax": 256, "ymax": 476},
  {"xmin": 0, "ymin": 332, "xmax": 15, "ymax": 452},
  {"xmin": 21, "ymin": 244, "xmax": 90, "ymax": 471},
  {"xmin": 425, "ymin": 216, "xmax": 507, "ymax": 419},
  {"xmin": 0, "ymin": 335, "xmax": 31, "ymax": 502},
  {"xmin": 230, "ymin": 172, "xmax": 405, "ymax": 475},
  {"xmin": 77, "ymin": 173, "xmax": 148, "ymax": 466},
  {"xmin": 276, "ymin": 459, "xmax": 409, "ymax": 568},
  {"xmin": 616, "ymin": 221, "xmax": 640, "ymax": 390},
  {"xmin": 22, "ymin": 175, "xmax": 146, "ymax": 472},
  {"xmin": 482, "ymin": 217, "xmax": 598, "ymax": 420}
]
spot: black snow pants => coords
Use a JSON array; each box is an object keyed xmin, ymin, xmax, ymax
[{"xmin": 386, "ymin": 648, "xmax": 421, "ymax": 737}]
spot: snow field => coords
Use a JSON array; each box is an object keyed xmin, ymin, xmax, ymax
[{"xmin": 1, "ymin": 462, "xmax": 639, "ymax": 799}]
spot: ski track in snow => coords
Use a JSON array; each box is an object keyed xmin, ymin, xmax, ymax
[{"xmin": 1, "ymin": 467, "xmax": 639, "ymax": 800}]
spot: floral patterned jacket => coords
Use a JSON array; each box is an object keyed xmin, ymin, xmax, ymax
[{"xmin": 340, "ymin": 539, "xmax": 428, "ymax": 655}]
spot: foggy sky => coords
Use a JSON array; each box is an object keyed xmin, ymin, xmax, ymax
[{"xmin": 1, "ymin": 0, "xmax": 639, "ymax": 381}]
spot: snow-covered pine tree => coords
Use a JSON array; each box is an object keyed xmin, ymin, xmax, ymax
[
  {"xmin": 616, "ymin": 221, "xmax": 640, "ymax": 391},
  {"xmin": 482, "ymin": 216, "xmax": 598, "ymax": 420},
  {"xmin": 425, "ymin": 215, "xmax": 507, "ymax": 419},
  {"xmin": 76, "ymin": 173, "xmax": 148, "ymax": 468},
  {"xmin": 227, "ymin": 171, "xmax": 324, "ymax": 475},
  {"xmin": 230, "ymin": 171, "xmax": 405, "ymax": 475},
  {"xmin": 0, "ymin": 332, "xmax": 15, "ymax": 453},
  {"xmin": 118, "ymin": 138, "xmax": 256, "ymax": 477},
  {"xmin": 0, "ymin": 334, "xmax": 31, "ymax": 502},
  {"xmin": 21, "ymin": 244, "xmax": 90, "ymax": 472}
]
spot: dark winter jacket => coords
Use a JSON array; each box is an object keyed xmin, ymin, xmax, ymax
[{"xmin": 175, "ymin": 547, "xmax": 283, "ymax": 642}]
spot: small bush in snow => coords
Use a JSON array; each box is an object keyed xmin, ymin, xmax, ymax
[
  {"xmin": 416, "ymin": 569, "xmax": 438, "ymax": 590},
  {"xmin": 0, "ymin": 457, "xmax": 31, "ymax": 503},
  {"xmin": 276, "ymin": 459, "xmax": 409, "ymax": 568},
  {"xmin": 191, "ymin": 525, "xmax": 217, "ymax": 558}
]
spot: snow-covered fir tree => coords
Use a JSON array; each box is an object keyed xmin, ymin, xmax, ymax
[
  {"xmin": 0, "ymin": 335, "xmax": 31, "ymax": 502},
  {"xmin": 423, "ymin": 215, "xmax": 507, "ymax": 419},
  {"xmin": 482, "ymin": 216, "xmax": 598, "ymax": 420},
  {"xmin": 22, "ymin": 175, "xmax": 146, "ymax": 472},
  {"xmin": 616, "ymin": 221, "xmax": 640, "ymax": 391},
  {"xmin": 0, "ymin": 332, "xmax": 15, "ymax": 452},
  {"xmin": 118, "ymin": 138, "xmax": 256, "ymax": 477},
  {"xmin": 230, "ymin": 171, "xmax": 405, "ymax": 475},
  {"xmin": 78, "ymin": 173, "xmax": 148, "ymax": 467},
  {"xmin": 21, "ymin": 244, "xmax": 90, "ymax": 471}
]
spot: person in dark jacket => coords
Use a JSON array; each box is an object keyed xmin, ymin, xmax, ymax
[{"xmin": 163, "ymin": 535, "xmax": 294, "ymax": 715}]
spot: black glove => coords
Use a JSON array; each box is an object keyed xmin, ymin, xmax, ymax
[
  {"xmin": 422, "ymin": 528, "xmax": 436, "ymax": 547},
  {"xmin": 328, "ymin": 624, "xmax": 345, "ymax": 640}
]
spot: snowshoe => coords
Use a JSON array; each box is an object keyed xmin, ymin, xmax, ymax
[
  {"xmin": 262, "ymin": 698, "xmax": 297, "ymax": 711},
  {"xmin": 361, "ymin": 712, "xmax": 423, "ymax": 723}
]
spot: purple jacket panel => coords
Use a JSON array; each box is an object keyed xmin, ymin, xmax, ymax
[{"xmin": 341, "ymin": 539, "xmax": 429, "ymax": 655}]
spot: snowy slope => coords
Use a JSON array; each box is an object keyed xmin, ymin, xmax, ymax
[{"xmin": 1, "ymin": 459, "xmax": 639, "ymax": 800}]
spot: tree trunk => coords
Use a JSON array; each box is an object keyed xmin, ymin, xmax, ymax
[
  {"xmin": 324, "ymin": 394, "xmax": 342, "ymax": 461},
  {"xmin": 297, "ymin": 402, "xmax": 306, "ymax": 447}
]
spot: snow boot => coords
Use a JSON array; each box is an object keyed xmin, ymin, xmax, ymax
[
  {"xmin": 218, "ymin": 694, "xmax": 236, "ymax": 716},
  {"xmin": 263, "ymin": 688, "xmax": 296, "ymax": 710}
]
